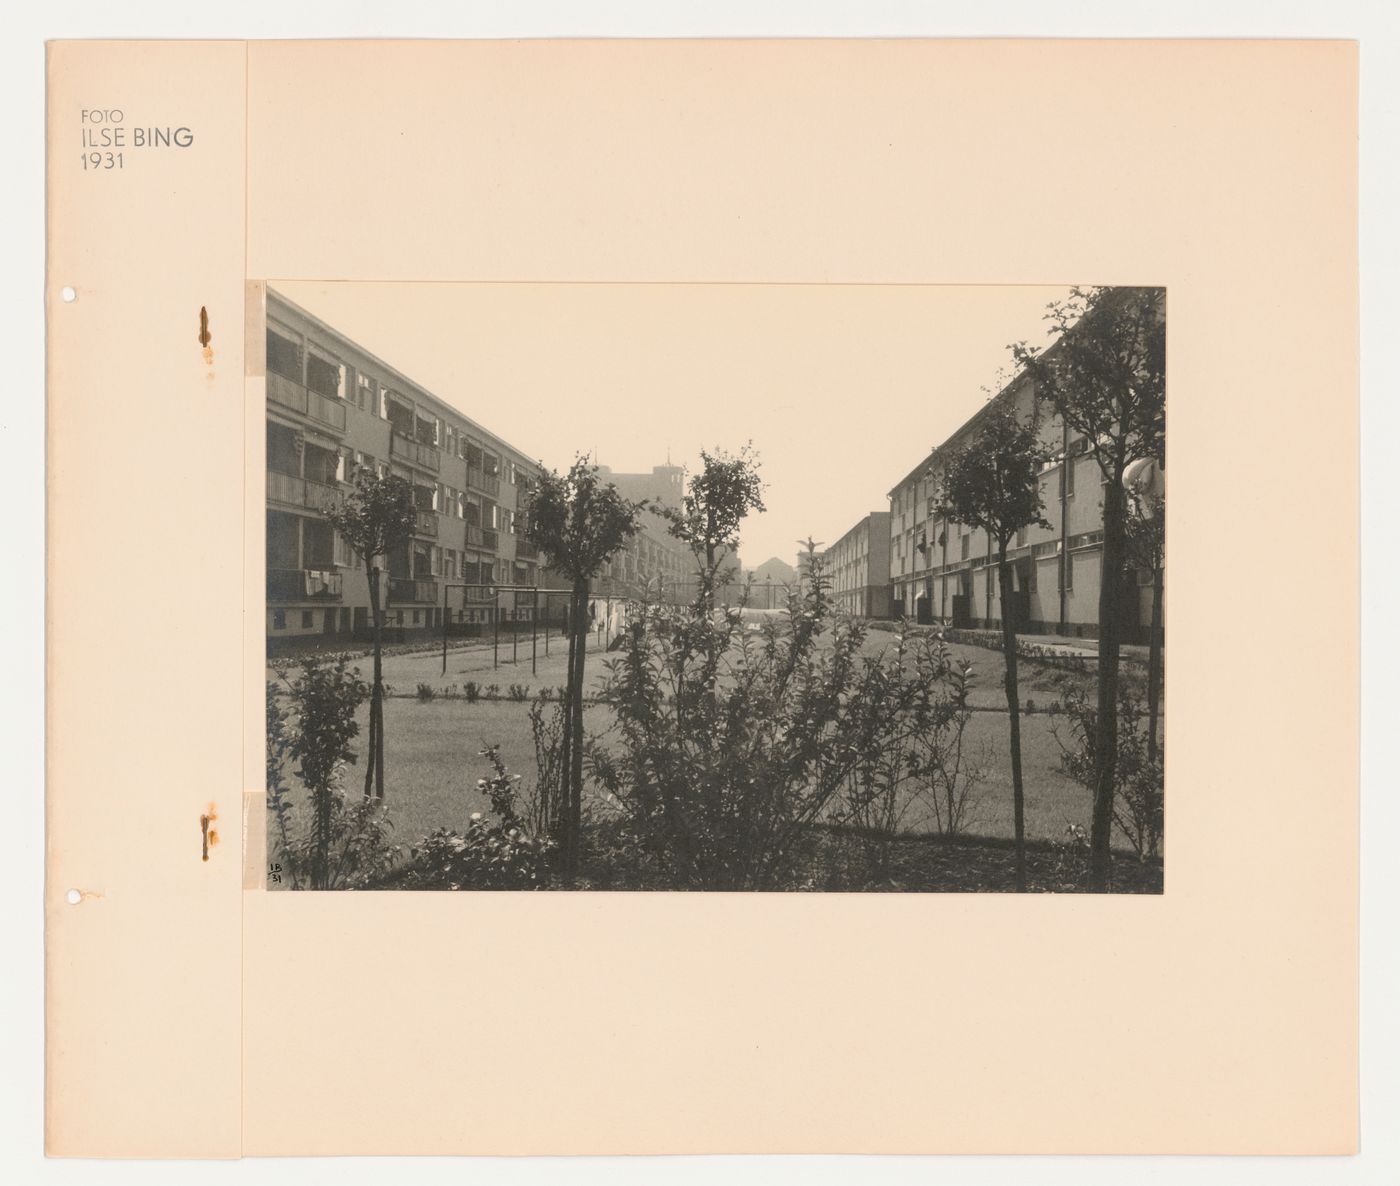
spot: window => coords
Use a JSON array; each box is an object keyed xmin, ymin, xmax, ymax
[
  {"xmin": 1065, "ymin": 455, "xmax": 1076, "ymax": 497},
  {"xmin": 272, "ymin": 609, "xmax": 286, "ymax": 630},
  {"xmin": 1016, "ymin": 525, "xmax": 1027, "ymax": 549},
  {"xmin": 445, "ymin": 425, "xmax": 456, "ymax": 455},
  {"xmin": 266, "ymin": 327, "xmax": 302, "ymax": 381},
  {"xmin": 413, "ymin": 609, "xmax": 422, "ymax": 625},
  {"xmin": 356, "ymin": 373, "xmax": 376, "ymax": 411},
  {"xmin": 1061, "ymin": 551, "xmax": 1074, "ymax": 591},
  {"xmin": 961, "ymin": 533, "xmax": 970, "ymax": 560},
  {"xmin": 301, "ymin": 610, "xmax": 314, "ymax": 629}
]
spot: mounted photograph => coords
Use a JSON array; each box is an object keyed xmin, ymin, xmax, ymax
[{"xmin": 257, "ymin": 281, "xmax": 1165, "ymax": 893}]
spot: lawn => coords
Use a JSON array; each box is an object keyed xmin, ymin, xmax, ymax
[{"xmin": 268, "ymin": 618, "xmax": 1158, "ymax": 873}]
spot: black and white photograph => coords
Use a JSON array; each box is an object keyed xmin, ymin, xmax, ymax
[{"xmin": 262, "ymin": 281, "xmax": 1165, "ymax": 893}]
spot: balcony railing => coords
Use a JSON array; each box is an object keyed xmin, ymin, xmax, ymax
[
  {"xmin": 481, "ymin": 527, "xmax": 500, "ymax": 551},
  {"xmin": 389, "ymin": 577, "xmax": 438, "ymax": 604},
  {"xmin": 268, "ymin": 568, "xmax": 342, "ymax": 602},
  {"xmin": 415, "ymin": 510, "xmax": 438, "ymax": 536},
  {"xmin": 466, "ymin": 465, "xmax": 500, "ymax": 497},
  {"xmin": 391, "ymin": 432, "xmax": 441, "ymax": 472},
  {"xmin": 267, "ymin": 469, "xmax": 306, "ymax": 506},
  {"xmin": 464, "ymin": 523, "xmax": 485, "ymax": 547},
  {"xmin": 267, "ymin": 470, "xmax": 342, "ymax": 513},
  {"xmin": 515, "ymin": 538, "xmax": 538, "ymax": 561},
  {"xmin": 266, "ymin": 372, "xmax": 308, "ymax": 415},
  {"xmin": 307, "ymin": 389, "xmax": 347, "ymax": 432},
  {"xmin": 304, "ymin": 479, "xmax": 341, "ymax": 514}
]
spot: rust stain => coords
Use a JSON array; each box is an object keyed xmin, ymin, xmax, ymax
[
  {"xmin": 199, "ymin": 306, "xmax": 214, "ymax": 371},
  {"xmin": 201, "ymin": 804, "xmax": 218, "ymax": 861}
]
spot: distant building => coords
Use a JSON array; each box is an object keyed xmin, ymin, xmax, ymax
[
  {"xmin": 751, "ymin": 556, "xmax": 798, "ymax": 587},
  {"xmin": 591, "ymin": 464, "xmax": 692, "ymax": 600},
  {"xmin": 824, "ymin": 512, "xmax": 892, "ymax": 619}
]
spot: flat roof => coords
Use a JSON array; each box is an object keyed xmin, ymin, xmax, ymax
[{"xmin": 267, "ymin": 286, "xmax": 542, "ymax": 468}]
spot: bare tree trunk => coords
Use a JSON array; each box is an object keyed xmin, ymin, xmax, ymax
[
  {"xmin": 564, "ymin": 578, "xmax": 590, "ymax": 879},
  {"xmin": 1089, "ymin": 479, "xmax": 1126, "ymax": 890},
  {"xmin": 1147, "ymin": 561, "xmax": 1164, "ymax": 767},
  {"xmin": 366, "ymin": 565, "xmax": 386, "ymax": 800},
  {"xmin": 558, "ymin": 593, "xmax": 577, "ymax": 868},
  {"xmin": 997, "ymin": 551, "xmax": 1028, "ymax": 891}
]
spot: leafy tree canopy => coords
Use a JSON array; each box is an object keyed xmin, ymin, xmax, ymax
[
  {"xmin": 932, "ymin": 401, "xmax": 1052, "ymax": 548},
  {"xmin": 524, "ymin": 457, "xmax": 643, "ymax": 581}
]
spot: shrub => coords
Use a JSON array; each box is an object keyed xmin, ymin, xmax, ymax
[
  {"xmin": 588, "ymin": 556, "xmax": 936, "ymax": 890},
  {"xmin": 266, "ymin": 655, "xmax": 399, "ymax": 889},
  {"xmin": 416, "ymin": 682, "xmax": 436, "ymax": 701},
  {"xmin": 463, "ymin": 680, "xmax": 481, "ymax": 703},
  {"xmin": 397, "ymin": 818, "xmax": 551, "ymax": 890},
  {"xmin": 830, "ymin": 628, "xmax": 986, "ymax": 879},
  {"xmin": 1052, "ymin": 687, "xmax": 1163, "ymax": 860},
  {"xmin": 507, "ymin": 683, "xmax": 530, "ymax": 702}
]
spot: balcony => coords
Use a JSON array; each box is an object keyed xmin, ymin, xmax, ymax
[
  {"xmin": 307, "ymin": 389, "xmax": 347, "ymax": 432},
  {"xmin": 466, "ymin": 465, "xmax": 500, "ymax": 497},
  {"xmin": 415, "ymin": 510, "xmax": 438, "ymax": 537},
  {"xmin": 266, "ymin": 471, "xmax": 341, "ymax": 514},
  {"xmin": 268, "ymin": 568, "xmax": 342, "ymax": 602},
  {"xmin": 266, "ymin": 371, "xmax": 308, "ymax": 415},
  {"xmin": 464, "ymin": 523, "xmax": 485, "ymax": 547},
  {"xmin": 304, "ymin": 478, "xmax": 342, "ymax": 514},
  {"xmin": 481, "ymin": 527, "xmax": 500, "ymax": 551},
  {"xmin": 391, "ymin": 432, "xmax": 441, "ymax": 472},
  {"xmin": 515, "ymin": 538, "xmax": 539, "ymax": 561},
  {"xmin": 267, "ymin": 469, "xmax": 306, "ymax": 507},
  {"xmin": 267, "ymin": 373, "xmax": 347, "ymax": 433},
  {"xmin": 389, "ymin": 577, "xmax": 438, "ymax": 604}
]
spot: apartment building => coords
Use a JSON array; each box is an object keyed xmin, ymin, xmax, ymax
[
  {"xmin": 592, "ymin": 464, "xmax": 694, "ymax": 601},
  {"xmin": 888, "ymin": 367, "xmax": 1156, "ymax": 641},
  {"xmin": 823, "ymin": 511, "xmax": 893, "ymax": 619},
  {"xmin": 263, "ymin": 287, "xmax": 568, "ymax": 649}
]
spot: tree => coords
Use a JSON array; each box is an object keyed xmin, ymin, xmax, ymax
[
  {"xmin": 323, "ymin": 470, "xmax": 417, "ymax": 799},
  {"xmin": 1123, "ymin": 460, "xmax": 1166, "ymax": 767},
  {"xmin": 1012, "ymin": 286, "xmax": 1165, "ymax": 890},
  {"xmin": 524, "ymin": 457, "xmax": 643, "ymax": 878},
  {"xmin": 662, "ymin": 444, "xmax": 766, "ymax": 613},
  {"xmin": 933, "ymin": 399, "xmax": 1051, "ymax": 891}
]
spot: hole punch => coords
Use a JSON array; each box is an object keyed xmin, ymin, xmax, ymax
[
  {"xmin": 65, "ymin": 889, "xmax": 81, "ymax": 905},
  {"xmin": 60, "ymin": 286, "xmax": 77, "ymax": 303}
]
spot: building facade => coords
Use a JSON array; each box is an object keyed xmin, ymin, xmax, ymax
[
  {"xmin": 888, "ymin": 367, "xmax": 1158, "ymax": 641},
  {"xmin": 592, "ymin": 464, "xmax": 694, "ymax": 601},
  {"xmin": 824, "ymin": 511, "xmax": 893, "ymax": 619},
  {"xmin": 263, "ymin": 287, "xmax": 563, "ymax": 648}
]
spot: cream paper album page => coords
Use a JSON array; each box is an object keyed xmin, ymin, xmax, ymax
[{"xmin": 46, "ymin": 38, "xmax": 1357, "ymax": 1156}]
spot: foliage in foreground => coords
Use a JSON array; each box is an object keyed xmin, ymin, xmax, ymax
[{"xmin": 585, "ymin": 554, "xmax": 989, "ymax": 890}]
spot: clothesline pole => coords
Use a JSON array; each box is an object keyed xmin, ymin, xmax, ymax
[
  {"xmin": 512, "ymin": 591, "xmax": 519, "ymax": 666},
  {"xmin": 441, "ymin": 580, "xmax": 449, "ymax": 676},
  {"xmin": 493, "ymin": 596, "xmax": 499, "ymax": 671},
  {"xmin": 531, "ymin": 588, "xmax": 538, "ymax": 676}
]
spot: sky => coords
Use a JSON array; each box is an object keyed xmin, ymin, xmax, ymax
[{"xmin": 275, "ymin": 281, "xmax": 1073, "ymax": 569}]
